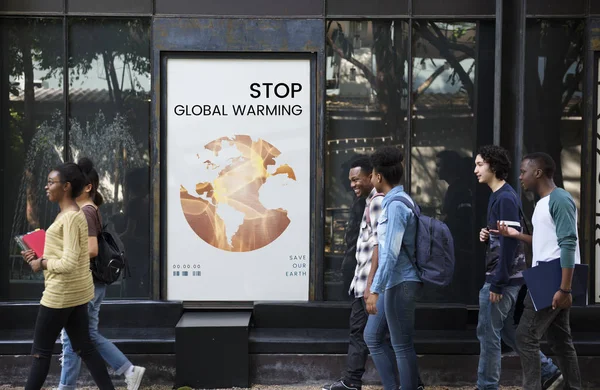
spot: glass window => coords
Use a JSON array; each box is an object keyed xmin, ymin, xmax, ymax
[
  {"xmin": 411, "ymin": 21, "xmax": 478, "ymax": 303},
  {"xmin": 325, "ymin": 20, "xmax": 410, "ymax": 300},
  {"xmin": 524, "ymin": 20, "xmax": 584, "ymax": 214},
  {"xmin": 68, "ymin": 18, "xmax": 152, "ymax": 298},
  {"xmin": 324, "ymin": 20, "xmax": 488, "ymax": 303},
  {"xmin": 1, "ymin": 18, "xmax": 64, "ymax": 300}
]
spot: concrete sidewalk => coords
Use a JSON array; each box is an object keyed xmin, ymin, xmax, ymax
[{"xmin": 0, "ymin": 386, "xmax": 521, "ymax": 390}]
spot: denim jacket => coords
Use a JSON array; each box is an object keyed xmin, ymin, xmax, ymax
[{"xmin": 370, "ymin": 186, "xmax": 420, "ymax": 294}]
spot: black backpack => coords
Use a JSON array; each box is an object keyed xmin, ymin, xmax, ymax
[
  {"xmin": 397, "ymin": 197, "xmax": 456, "ymax": 287},
  {"xmin": 92, "ymin": 223, "xmax": 128, "ymax": 285}
]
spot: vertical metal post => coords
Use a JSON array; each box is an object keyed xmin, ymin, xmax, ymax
[
  {"xmin": 63, "ymin": 13, "xmax": 69, "ymax": 161},
  {"xmin": 513, "ymin": 0, "xmax": 526, "ymax": 188},
  {"xmin": 405, "ymin": 18, "xmax": 413, "ymax": 195},
  {"xmin": 501, "ymin": 0, "xmax": 527, "ymax": 191},
  {"xmin": 583, "ymin": 16, "xmax": 597, "ymax": 301},
  {"xmin": 493, "ymin": 0, "xmax": 503, "ymax": 145},
  {"xmin": 0, "ymin": 19, "xmax": 9, "ymax": 299}
]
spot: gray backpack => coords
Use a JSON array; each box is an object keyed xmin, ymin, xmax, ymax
[{"xmin": 397, "ymin": 197, "xmax": 455, "ymax": 286}]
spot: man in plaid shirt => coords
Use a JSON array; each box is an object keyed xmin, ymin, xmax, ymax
[{"xmin": 323, "ymin": 156, "xmax": 383, "ymax": 390}]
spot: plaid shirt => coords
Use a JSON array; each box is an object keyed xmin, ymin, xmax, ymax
[{"xmin": 349, "ymin": 188, "xmax": 383, "ymax": 298}]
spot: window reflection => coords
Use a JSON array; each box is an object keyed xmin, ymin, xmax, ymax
[
  {"xmin": 325, "ymin": 20, "xmax": 410, "ymax": 300},
  {"xmin": 2, "ymin": 18, "xmax": 64, "ymax": 300},
  {"xmin": 68, "ymin": 18, "xmax": 151, "ymax": 298},
  {"xmin": 411, "ymin": 21, "xmax": 477, "ymax": 303},
  {"xmin": 524, "ymin": 20, "xmax": 583, "ymax": 212}
]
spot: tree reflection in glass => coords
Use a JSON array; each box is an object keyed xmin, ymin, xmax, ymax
[
  {"xmin": 524, "ymin": 20, "xmax": 584, "ymax": 211},
  {"xmin": 411, "ymin": 22, "xmax": 477, "ymax": 303},
  {"xmin": 68, "ymin": 18, "xmax": 151, "ymax": 298},
  {"xmin": 324, "ymin": 21, "xmax": 479, "ymax": 302},
  {"xmin": 1, "ymin": 18, "xmax": 152, "ymax": 299},
  {"xmin": 3, "ymin": 18, "xmax": 64, "ymax": 294}
]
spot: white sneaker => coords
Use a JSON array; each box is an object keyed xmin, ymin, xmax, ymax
[
  {"xmin": 125, "ymin": 365, "xmax": 146, "ymax": 390},
  {"xmin": 545, "ymin": 374, "xmax": 564, "ymax": 390}
]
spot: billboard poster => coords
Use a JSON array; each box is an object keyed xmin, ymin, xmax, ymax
[{"xmin": 165, "ymin": 56, "xmax": 311, "ymax": 301}]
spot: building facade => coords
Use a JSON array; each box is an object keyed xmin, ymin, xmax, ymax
[{"xmin": 1, "ymin": 0, "xmax": 600, "ymax": 385}]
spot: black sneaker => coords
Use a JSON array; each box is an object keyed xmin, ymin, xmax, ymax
[
  {"xmin": 322, "ymin": 380, "xmax": 361, "ymax": 390},
  {"xmin": 542, "ymin": 371, "xmax": 564, "ymax": 390}
]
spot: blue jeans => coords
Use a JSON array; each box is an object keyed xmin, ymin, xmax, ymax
[
  {"xmin": 366, "ymin": 282, "xmax": 421, "ymax": 390},
  {"xmin": 477, "ymin": 283, "xmax": 559, "ymax": 390},
  {"xmin": 364, "ymin": 292, "xmax": 399, "ymax": 390},
  {"xmin": 59, "ymin": 283, "xmax": 132, "ymax": 390}
]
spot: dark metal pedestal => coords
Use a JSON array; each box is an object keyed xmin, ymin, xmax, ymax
[{"xmin": 175, "ymin": 311, "xmax": 252, "ymax": 388}]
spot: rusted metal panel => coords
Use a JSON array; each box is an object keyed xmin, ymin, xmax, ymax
[
  {"xmin": 591, "ymin": 20, "xmax": 600, "ymax": 52},
  {"xmin": 155, "ymin": 0, "xmax": 323, "ymax": 17},
  {"xmin": 326, "ymin": 0, "xmax": 408, "ymax": 17},
  {"xmin": 153, "ymin": 18, "xmax": 324, "ymax": 52},
  {"xmin": 526, "ymin": 0, "xmax": 586, "ymax": 16},
  {"xmin": 413, "ymin": 0, "xmax": 494, "ymax": 17},
  {"xmin": 68, "ymin": 0, "xmax": 153, "ymax": 14},
  {"xmin": 0, "ymin": 0, "xmax": 63, "ymax": 13}
]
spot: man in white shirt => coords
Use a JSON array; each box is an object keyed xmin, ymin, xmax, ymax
[{"xmin": 496, "ymin": 152, "xmax": 582, "ymax": 390}]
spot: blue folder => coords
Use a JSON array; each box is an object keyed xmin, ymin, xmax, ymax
[{"xmin": 522, "ymin": 258, "xmax": 588, "ymax": 311}]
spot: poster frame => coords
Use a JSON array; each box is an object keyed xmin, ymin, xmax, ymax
[{"xmin": 159, "ymin": 51, "xmax": 318, "ymax": 306}]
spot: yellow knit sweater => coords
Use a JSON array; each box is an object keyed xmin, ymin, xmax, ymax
[{"xmin": 41, "ymin": 210, "xmax": 94, "ymax": 309}]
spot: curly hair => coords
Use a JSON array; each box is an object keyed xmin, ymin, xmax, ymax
[
  {"xmin": 370, "ymin": 146, "xmax": 404, "ymax": 185},
  {"xmin": 477, "ymin": 145, "xmax": 511, "ymax": 180},
  {"xmin": 350, "ymin": 155, "xmax": 373, "ymax": 175}
]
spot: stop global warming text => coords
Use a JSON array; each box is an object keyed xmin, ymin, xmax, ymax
[{"xmin": 173, "ymin": 82, "xmax": 305, "ymax": 117}]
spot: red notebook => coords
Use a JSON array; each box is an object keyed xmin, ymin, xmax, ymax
[{"xmin": 22, "ymin": 229, "xmax": 46, "ymax": 258}]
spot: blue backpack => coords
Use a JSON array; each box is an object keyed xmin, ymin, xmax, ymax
[{"xmin": 397, "ymin": 197, "xmax": 455, "ymax": 286}]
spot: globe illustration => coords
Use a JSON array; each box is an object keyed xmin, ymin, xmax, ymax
[{"xmin": 180, "ymin": 135, "xmax": 296, "ymax": 252}]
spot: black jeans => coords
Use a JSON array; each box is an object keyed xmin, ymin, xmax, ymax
[
  {"xmin": 25, "ymin": 303, "xmax": 114, "ymax": 390},
  {"xmin": 516, "ymin": 293, "xmax": 581, "ymax": 390},
  {"xmin": 344, "ymin": 297, "xmax": 369, "ymax": 385}
]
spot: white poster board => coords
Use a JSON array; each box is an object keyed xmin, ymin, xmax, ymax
[{"xmin": 165, "ymin": 56, "xmax": 311, "ymax": 301}]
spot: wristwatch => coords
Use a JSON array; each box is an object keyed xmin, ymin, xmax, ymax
[{"xmin": 559, "ymin": 288, "xmax": 572, "ymax": 294}]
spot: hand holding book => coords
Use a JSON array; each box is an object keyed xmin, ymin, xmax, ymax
[
  {"xmin": 21, "ymin": 249, "xmax": 37, "ymax": 264},
  {"xmin": 14, "ymin": 229, "xmax": 45, "ymax": 258}
]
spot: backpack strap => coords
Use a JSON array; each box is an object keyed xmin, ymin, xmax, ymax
[
  {"xmin": 396, "ymin": 196, "xmax": 420, "ymax": 217},
  {"xmin": 394, "ymin": 197, "xmax": 422, "ymax": 278}
]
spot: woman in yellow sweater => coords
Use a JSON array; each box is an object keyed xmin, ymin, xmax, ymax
[{"xmin": 21, "ymin": 162, "xmax": 114, "ymax": 390}]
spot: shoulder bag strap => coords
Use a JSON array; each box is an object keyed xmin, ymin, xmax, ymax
[{"xmin": 508, "ymin": 189, "xmax": 531, "ymax": 235}]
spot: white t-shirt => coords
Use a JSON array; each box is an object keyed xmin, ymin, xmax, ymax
[{"xmin": 531, "ymin": 188, "xmax": 580, "ymax": 267}]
